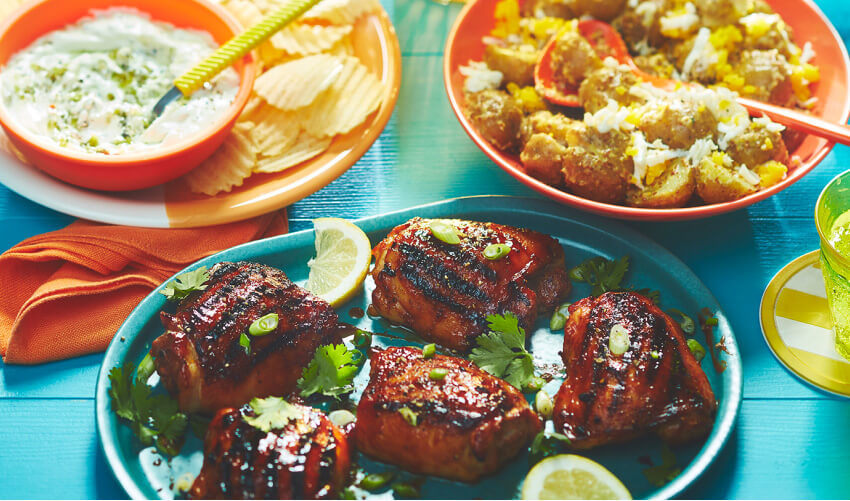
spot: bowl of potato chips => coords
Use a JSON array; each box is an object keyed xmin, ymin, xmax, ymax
[{"xmin": 0, "ymin": 0, "xmax": 400, "ymax": 226}]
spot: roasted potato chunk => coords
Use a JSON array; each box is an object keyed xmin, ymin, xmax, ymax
[
  {"xmin": 693, "ymin": 0, "xmax": 750, "ymax": 27},
  {"xmin": 465, "ymin": 89, "xmax": 523, "ymax": 152},
  {"xmin": 639, "ymin": 100, "xmax": 717, "ymax": 149},
  {"xmin": 550, "ymin": 32, "xmax": 602, "ymax": 88},
  {"xmin": 521, "ymin": 133, "xmax": 569, "ymax": 186},
  {"xmin": 695, "ymin": 158, "xmax": 758, "ymax": 204},
  {"xmin": 519, "ymin": 110, "xmax": 585, "ymax": 148},
  {"xmin": 578, "ymin": 66, "xmax": 642, "ymax": 113},
  {"xmin": 626, "ymin": 160, "xmax": 696, "ymax": 208},
  {"xmin": 727, "ymin": 122, "xmax": 789, "ymax": 168},
  {"xmin": 734, "ymin": 50, "xmax": 793, "ymax": 106},
  {"xmin": 570, "ymin": 0, "xmax": 628, "ymax": 21},
  {"xmin": 633, "ymin": 53, "xmax": 676, "ymax": 79},
  {"xmin": 484, "ymin": 45, "xmax": 538, "ymax": 87},
  {"xmin": 562, "ymin": 145, "xmax": 631, "ymax": 203}
]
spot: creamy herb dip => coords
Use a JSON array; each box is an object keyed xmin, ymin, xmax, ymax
[{"xmin": 0, "ymin": 8, "xmax": 240, "ymax": 155}]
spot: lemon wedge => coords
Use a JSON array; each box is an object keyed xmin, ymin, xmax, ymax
[
  {"xmin": 522, "ymin": 455, "xmax": 632, "ymax": 500},
  {"xmin": 305, "ymin": 217, "xmax": 372, "ymax": 307}
]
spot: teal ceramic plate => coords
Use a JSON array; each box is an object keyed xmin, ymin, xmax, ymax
[{"xmin": 95, "ymin": 196, "xmax": 742, "ymax": 500}]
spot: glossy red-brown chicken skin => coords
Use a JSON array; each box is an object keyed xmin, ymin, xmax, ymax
[
  {"xmin": 354, "ymin": 346, "xmax": 542, "ymax": 483},
  {"xmin": 370, "ymin": 217, "xmax": 570, "ymax": 351},
  {"xmin": 152, "ymin": 261, "xmax": 349, "ymax": 414},
  {"xmin": 554, "ymin": 292, "xmax": 717, "ymax": 449},
  {"xmin": 189, "ymin": 402, "xmax": 350, "ymax": 499}
]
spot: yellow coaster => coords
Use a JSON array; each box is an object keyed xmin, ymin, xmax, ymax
[{"xmin": 761, "ymin": 250, "xmax": 850, "ymax": 397}]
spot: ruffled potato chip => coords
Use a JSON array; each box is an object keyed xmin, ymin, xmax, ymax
[
  {"xmin": 254, "ymin": 131, "xmax": 332, "ymax": 173},
  {"xmin": 254, "ymin": 54, "xmax": 345, "ymax": 110},
  {"xmin": 300, "ymin": 56, "xmax": 383, "ymax": 137},
  {"xmin": 240, "ymin": 100, "xmax": 301, "ymax": 157},
  {"xmin": 222, "ymin": 0, "xmax": 263, "ymax": 28},
  {"xmin": 183, "ymin": 124, "xmax": 258, "ymax": 196},
  {"xmin": 301, "ymin": 0, "xmax": 382, "ymax": 25},
  {"xmin": 270, "ymin": 23, "xmax": 352, "ymax": 55}
]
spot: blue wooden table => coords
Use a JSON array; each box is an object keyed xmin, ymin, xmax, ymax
[{"xmin": 2, "ymin": 0, "xmax": 850, "ymax": 498}]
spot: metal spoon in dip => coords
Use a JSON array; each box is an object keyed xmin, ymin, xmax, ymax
[
  {"xmin": 152, "ymin": 0, "xmax": 321, "ymax": 118},
  {"xmin": 534, "ymin": 19, "xmax": 850, "ymax": 147}
]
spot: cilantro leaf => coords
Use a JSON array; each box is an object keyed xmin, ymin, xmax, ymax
[
  {"xmin": 470, "ymin": 313, "xmax": 536, "ymax": 390},
  {"xmin": 570, "ymin": 256, "xmax": 630, "ymax": 296},
  {"xmin": 160, "ymin": 267, "xmax": 210, "ymax": 301},
  {"xmin": 643, "ymin": 443, "xmax": 681, "ymax": 487},
  {"xmin": 529, "ymin": 431, "xmax": 571, "ymax": 464},
  {"xmin": 243, "ymin": 396, "xmax": 303, "ymax": 432},
  {"xmin": 570, "ymin": 256, "xmax": 662, "ymax": 302},
  {"xmin": 298, "ymin": 344, "xmax": 362, "ymax": 398},
  {"xmin": 107, "ymin": 355, "xmax": 189, "ymax": 455}
]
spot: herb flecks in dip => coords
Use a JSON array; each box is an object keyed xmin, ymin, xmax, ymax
[{"xmin": 0, "ymin": 8, "xmax": 239, "ymax": 155}]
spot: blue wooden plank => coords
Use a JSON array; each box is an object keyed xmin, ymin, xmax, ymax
[
  {"xmin": 0, "ymin": 398, "xmax": 847, "ymax": 499},
  {"xmin": 0, "ymin": 399, "xmax": 125, "ymax": 499}
]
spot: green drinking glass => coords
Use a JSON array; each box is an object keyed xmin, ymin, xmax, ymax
[{"xmin": 816, "ymin": 170, "xmax": 850, "ymax": 361}]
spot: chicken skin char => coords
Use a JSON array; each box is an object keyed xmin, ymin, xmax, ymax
[
  {"xmin": 189, "ymin": 403, "xmax": 350, "ymax": 499},
  {"xmin": 370, "ymin": 217, "xmax": 571, "ymax": 351},
  {"xmin": 554, "ymin": 292, "xmax": 717, "ymax": 449},
  {"xmin": 354, "ymin": 346, "xmax": 542, "ymax": 483},
  {"xmin": 152, "ymin": 261, "xmax": 349, "ymax": 414}
]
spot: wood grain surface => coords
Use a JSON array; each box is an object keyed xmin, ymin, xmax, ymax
[{"xmin": 1, "ymin": 0, "xmax": 849, "ymax": 498}]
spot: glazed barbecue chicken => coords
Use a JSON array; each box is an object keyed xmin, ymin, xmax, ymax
[
  {"xmin": 370, "ymin": 217, "xmax": 570, "ymax": 351},
  {"xmin": 189, "ymin": 402, "xmax": 350, "ymax": 499},
  {"xmin": 554, "ymin": 292, "xmax": 717, "ymax": 449},
  {"xmin": 354, "ymin": 346, "xmax": 542, "ymax": 482},
  {"xmin": 152, "ymin": 261, "xmax": 349, "ymax": 414}
]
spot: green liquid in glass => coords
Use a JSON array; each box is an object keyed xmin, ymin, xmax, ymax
[{"xmin": 822, "ymin": 210, "xmax": 850, "ymax": 361}]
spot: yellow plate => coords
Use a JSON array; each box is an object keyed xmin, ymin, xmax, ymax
[
  {"xmin": 163, "ymin": 8, "xmax": 401, "ymax": 227},
  {"xmin": 760, "ymin": 250, "xmax": 850, "ymax": 397}
]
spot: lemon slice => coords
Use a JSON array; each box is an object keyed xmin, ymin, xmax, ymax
[
  {"xmin": 522, "ymin": 455, "xmax": 632, "ymax": 500},
  {"xmin": 305, "ymin": 217, "xmax": 372, "ymax": 306}
]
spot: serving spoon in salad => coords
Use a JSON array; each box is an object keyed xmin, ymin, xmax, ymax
[
  {"xmin": 534, "ymin": 19, "xmax": 850, "ymax": 147},
  {"xmin": 152, "ymin": 0, "xmax": 321, "ymax": 118}
]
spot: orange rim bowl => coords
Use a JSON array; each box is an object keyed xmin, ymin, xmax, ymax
[
  {"xmin": 0, "ymin": 0, "xmax": 257, "ymax": 192},
  {"xmin": 444, "ymin": 0, "xmax": 850, "ymax": 221}
]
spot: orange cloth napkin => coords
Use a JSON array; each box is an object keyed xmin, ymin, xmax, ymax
[{"xmin": 0, "ymin": 212, "xmax": 288, "ymax": 364}]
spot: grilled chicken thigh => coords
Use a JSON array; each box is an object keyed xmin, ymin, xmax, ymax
[
  {"xmin": 189, "ymin": 402, "xmax": 351, "ymax": 499},
  {"xmin": 354, "ymin": 346, "xmax": 542, "ymax": 482},
  {"xmin": 152, "ymin": 261, "xmax": 349, "ymax": 414},
  {"xmin": 554, "ymin": 292, "xmax": 717, "ymax": 449},
  {"xmin": 370, "ymin": 218, "xmax": 570, "ymax": 351}
]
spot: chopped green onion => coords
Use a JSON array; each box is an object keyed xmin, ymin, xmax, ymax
[
  {"xmin": 249, "ymin": 313, "xmax": 279, "ymax": 336},
  {"xmin": 483, "ymin": 243, "xmax": 511, "ymax": 260},
  {"xmin": 340, "ymin": 487, "xmax": 357, "ymax": 499},
  {"xmin": 687, "ymin": 339, "xmax": 706, "ymax": 362},
  {"xmin": 705, "ymin": 317, "xmax": 719, "ymax": 326},
  {"xmin": 608, "ymin": 324, "xmax": 630, "ymax": 355},
  {"xmin": 353, "ymin": 330, "xmax": 372, "ymax": 349},
  {"xmin": 398, "ymin": 407, "xmax": 418, "ymax": 426},
  {"xmin": 535, "ymin": 390, "xmax": 553, "ymax": 418},
  {"xmin": 650, "ymin": 350, "xmax": 660, "ymax": 359},
  {"xmin": 422, "ymin": 343, "xmax": 436, "ymax": 359},
  {"xmin": 359, "ymin": 472, "xmax": 394, "ymax": 491},
  {"xmin": 429, "ymin": 368, "xmax": 448, "ymax": 381},
  {"xmin": 328, "ymin": 409, "xmax": 356, "ymax": 427},
  {"xmin": 523, "ymin": 376, "xmax": 546, "ymax": 393},
  {"xmin": 392, "ymin": 482, "xmax": 420, "ymax": 499},
  {"xmin": 549, "ymin": 302, "xmax": 572, "ymax": 331},
  {"xmin": 136, "ymin": 353, "xmax": 156, "ymax": 383},
  {"xmin": 667, "ymin": 308, "xmax": 695, "ymax": 335},
  {"xmin": 239, "ymin": 332, "xmax": 251, "ymax": 354},
  {"xmin": 429, "ymin": 220, "xmax": 460, "ymax": 245}
]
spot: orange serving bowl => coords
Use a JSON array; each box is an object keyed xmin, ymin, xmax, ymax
[
  {"xmin": 444, "ymin": 0, "xmax": 850, "ymax": 221},
  {"xmin": 0, "ymin": 0, "xmax": 257, "ymax": 191}
]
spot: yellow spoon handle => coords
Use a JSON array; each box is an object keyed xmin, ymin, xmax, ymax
[{"xmin": 174, "ymin": 0, "xmax": 322, "ymax": 95}]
